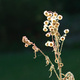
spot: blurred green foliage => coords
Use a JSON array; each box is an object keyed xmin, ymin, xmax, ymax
[{"xmin": 0, "ymin": 49, "xmax": 80, "ymax": 80}]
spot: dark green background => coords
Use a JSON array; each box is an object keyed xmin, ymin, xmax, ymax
[{"xmin": 0, "ymin": 0, "xmax": 80, "ymax": 80}]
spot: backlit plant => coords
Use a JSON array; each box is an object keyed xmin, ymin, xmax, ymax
[{"xmin": 22, "ymin": 11, "xmax": 75, "ymax": 80}]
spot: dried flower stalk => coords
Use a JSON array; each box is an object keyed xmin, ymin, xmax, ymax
[{"xmin": 22, "ymin": 11, "xmax": 75, "ymax": 80}]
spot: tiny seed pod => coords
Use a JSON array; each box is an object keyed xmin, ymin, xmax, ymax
[
  {"xmin": 47, "ymin": 16, "xmax": 51, "ymax": 21},
  {"xmin": 50, "ymin": 32, "xmax": 55, "ymax": 36}
]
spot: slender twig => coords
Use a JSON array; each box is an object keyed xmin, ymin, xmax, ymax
[{"xmin": 60, "ymin": 41, "xmax": 64, "ymax": 53}]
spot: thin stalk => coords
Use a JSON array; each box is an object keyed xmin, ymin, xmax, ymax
[
  {"xmin": 60, "ymin": 41, "xmax": 64, "ymax": 53},
  {"xmin": 55, "ymin": 35, "xmax": 62, "ymax": 80},
  {"xmin": 39, "ymin": 48, "xmax": 60, "ymax": 80}
]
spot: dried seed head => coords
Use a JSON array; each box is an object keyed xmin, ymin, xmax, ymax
[
  {"xmin": 45, "ymin": 42, "xmax": 49, "ymax": 47},
  {"xmin": 60, "ymin": 36, "xmax": 65, "ymax": 41},
  {"xmin": 45, "ymin": 33, "xmax": 50, "ymax": 37},
  {"xmin": 51, "ymin": 22, "xmax": 56, "ymax": 26},
  {"xmin": 44, "ymin": 11, "xmax": 49, "ymax": 16},
  {"xmin": 48, "ymin": 13, "xmax": 52, "ymax": 16},
  {"xmin": 50, "ymin": 28, "xmax": 54, "ymax": 32},
  {"xmin": 55, "ymin": 32, "xmax": 59, "ymax": 36},
  {"xmin": 49, "ymin": 42, "xmax": 54, "ymax": 47},
  {"xmin": 44, "ymin": 20, "xmax": 49, "ymax": 25},
  {"xmin": 55, "ymin": 22, "xmax": 60, "ymax": 26},
  {"xmin": 50, "ymin": 32, "xmax": 55, "ymax": 36},
  {"xmin": 51, "ymin": 19, "xmax": 56, "ymax": 23},
  {"xmin": 25, "ymin": 43, "xmax": 28, "ymax": 47},
  {"xmin": 64, "ymin": 29, "xmax": 69, "ymax": 34},
  {"xmin": 43, "ymin": 27, "xmax": 48, "ymax": 32},
  {"xmin": 53, "ymin": 12, "xmax": 58, "ymax": 17},
  {"xmin": 51, "ymin": 16, "xmax": 56, "ymax": 20},
  {"xmin": 57, "ymin": 15, "xmax": 63, "ymax": 20},
  {"xmin": 54, "ymin": 25, "xmax": 59, "ymax": 28},
  {"xmin": 47, "ymin": 16, "xmax": 51, "ymax": 21},
  {"xmin": 43, "ymin": 25, "xmax": 48, "ymax": 28},
  {"xmin": 54, "ymin": 28, "xmax": 58, "ymax": 33},
  {"xmin": 48, "ymin": 25, "xmax": 53, "ymax": 29}
]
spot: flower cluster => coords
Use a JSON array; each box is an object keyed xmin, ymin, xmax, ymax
[
  {"xmin": 43, "ymin": 11, "xmax": 69, "ymax": 44},
  {"xmin": 22, "ymin": 10, "xmax": 75, "ymax": 80}
]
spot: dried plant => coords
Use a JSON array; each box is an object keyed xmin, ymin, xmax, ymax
[{"xmin": 22, "ymin": 11, "xmax": 75, "ymax": 80}]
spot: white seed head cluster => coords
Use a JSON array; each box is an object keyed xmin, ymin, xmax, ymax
[
  {"xmin": 43, "ymin": 11, "xmax": 63, "ymax": 37},
  {"xmin": 43, "ymin": 11, "xmax": 62, "ymax": 33},
  {"xmin": 43, "ymin": 11, "xmax": 69, "ymax": 44}
]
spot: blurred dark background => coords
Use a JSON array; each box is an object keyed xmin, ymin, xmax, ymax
[{"xmin": 0, "ymin": 0, "xmax": 80, "ymax": 80}]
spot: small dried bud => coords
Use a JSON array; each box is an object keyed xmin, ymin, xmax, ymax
[
  {"xmin": 54, "ymin": 25, "xmax": 59, "ymax": 28},
  {"xmin": 45, "ymin": 42, "xmax": 49, "ymax": 47},
  {"xmin": 64, "ymin": 29, "xmax": 69, "ymax": 34},
  {"xmin": 55, "ymin": 22, "xmax": 60, "ymax": 26},
  {"xmin": 63, "ymin": 34, "xmax": 67, "ymax": 37},
  {"xmin": 55, "ymin": 32, "xmax": 59, "ymax": 36},
  {"xmin": 50, "ymin": 32, "xmax": 55, "ymax": 36},
  {"xmin": 51, "ymin": 22, "xmax": 56, "ymax": 26},
  {"xmin": 47, "ymin": 16, "xmax": 51, "ymax": 21},
  {"xmin": 22, "ymin": 36, "xmax": 28, "ymax": 43},
  {"xmin": 50, "ymin": 28, "xmax": 54, "ymax": 32},
  {"xmin": 48, "ymin": 13, "xmax": 52, "ymax": 16},
  {"xmin": 43, "ymin": 25, "xmax": 48, "ymax": 28},
  {"xmin": 49, "ymin": 42, "xmax": 54, "ymax": 47},
  {"xmin": 43, "ymin": 27, "xmax": 48, "ymax": 32},
  {"xmin": 45, "ymin": 56, "xmax": 49, "ymax": 61},
  {"xmin": 25, "ymin": 43, "xmax": 28, "ymax": 47},
  {"xmin": 53, "ymin": 12, "xmax": 58, "ymax": 17},
  {"xmin": 45, "ymin": 33, "xmax": 50, "ymax": 37},
  {"xmin": 44, "ymin": 20, "xmax": 49, "ymax": 25},
  {"xmin": 44, "ymin": 11, "xmax": 49, "ymax": 16},
  {"xmin": 51, "ymin": 19, "xmax": 56, "ymax": 23},
  {"xmin": 57, "ymin": 15, "xmax": 63, "ymax": 20},
  {"xmin": 60, "ymin": 36, "xmax": 65, "ymax": 41},
  {"xmin": 54, "ymin": 28, "xmax": 58, "ymax": 33},
  {"xmin": 48, "ymin": 25, "xmax": 53, "ymax": 29},
  {"xmin": 51, "ymin": 16, "xmax": 56, "ymax": 20}
]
